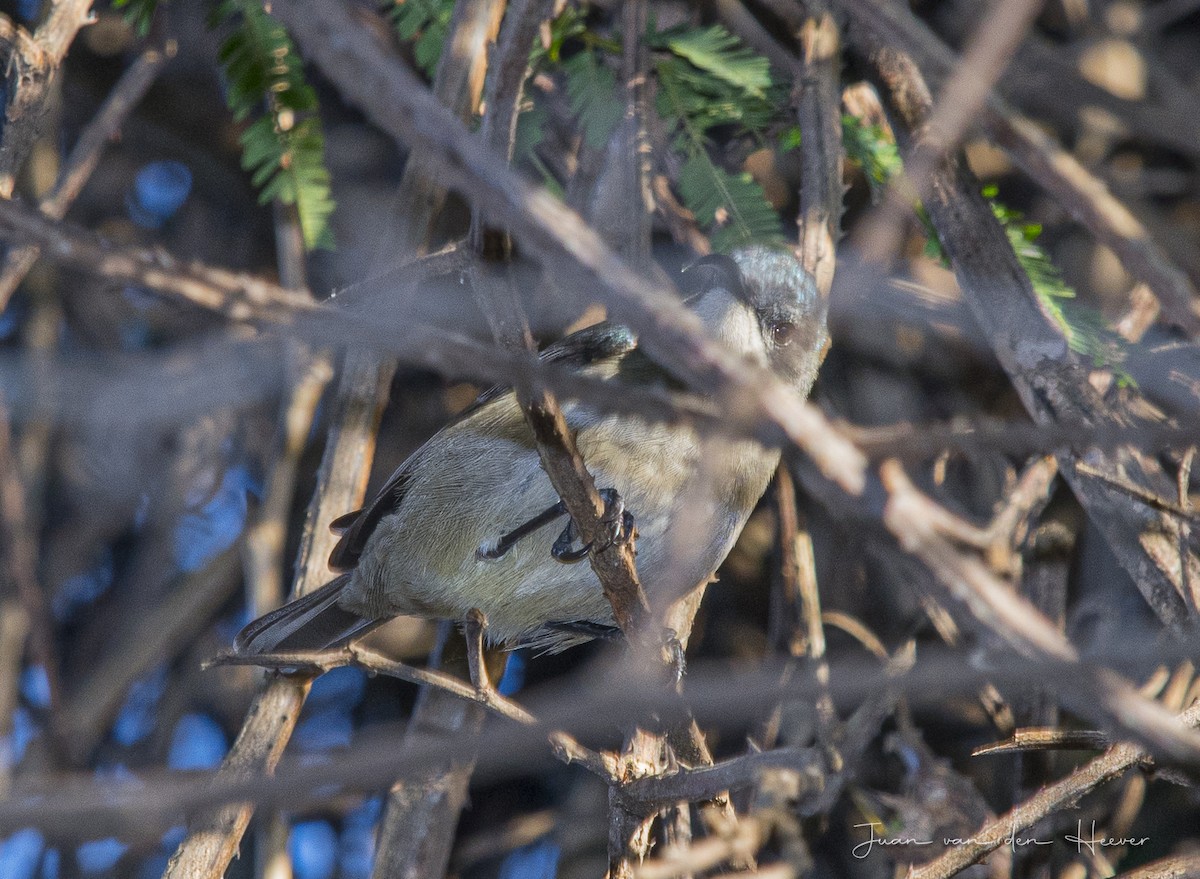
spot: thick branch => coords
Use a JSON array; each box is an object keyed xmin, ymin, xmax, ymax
[{"xmin": 868, "ymin": 44, "xmax": 1200, "ymax": 631}]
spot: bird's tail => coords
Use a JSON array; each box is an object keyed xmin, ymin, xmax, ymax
[{"xmin": 234, "ymin": 574, "xmax": 382, "ymax": 655}]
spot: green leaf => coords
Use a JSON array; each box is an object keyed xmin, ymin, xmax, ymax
[
  {"xmin": 386, "ymin": 0, "xmax": 455, "ymax": 77},
  {"xmin": 563, "ymin": 50, "xmax": 623, "ymax": 148},
  {"xmin": 215, "ymin": 1, "xmax": 336, "ymax": 250},
  {"xmin": 655, "ymin": 55, "xmax": 777, "ymax": 139},
  {"xmin": 841, "ymin": 114, "xmax": 902, "ymax": 197},
  {"xmin": 653, "ymin": 24, "xmax": 772, "ymax": 98},
  {"xmin": 678, "ymin": 152, "xmax": 783, "ymax": 252},
  {"xmin": 778, "ymin": 126, "xmax": 802, "ymax": 153}
]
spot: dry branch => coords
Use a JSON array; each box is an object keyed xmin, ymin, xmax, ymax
[
  {"xmin": 0, "ymin": 39, "xmax": 174, "ymax": 309},
  {"xmin": 791, "ymin": 0, "xmax": 842, "ymax": 300},
  {"xmin": 0, "ymin": 195, "xmax": 316, "ymax": 320},
  {"xmin": 0, "ymin": 0, "xmax": 94, "ymax": 197}
]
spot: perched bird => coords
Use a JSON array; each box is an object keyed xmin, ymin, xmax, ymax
[{"xmin": 234, "ymin": 246, "xmax": 827, "ymax": 655}]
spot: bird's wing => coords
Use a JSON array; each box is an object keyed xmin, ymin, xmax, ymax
[{"xmin": 326, "ymin": 321, "xmax": 641, "ymax": 571}]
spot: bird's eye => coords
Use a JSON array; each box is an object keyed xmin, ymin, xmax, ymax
[{"xmin": 770, "ymin": 320, "xmax": 799, "ymax": 347}]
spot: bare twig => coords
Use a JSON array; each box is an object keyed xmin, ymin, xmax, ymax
[
  {"xmin": 0, "ymin": 395, "xmax": 58, "ymax": 718},
  {"xmin": 973, "ymin": 728, "xmax": 1115, "ymax": 756},
  {"xmin": 0, "ymin": 195, "xmax": 316, "ymax": 319},
  {"xmin": 632, "ymin": 817, "xmax": 769, "ymax": 879},
  {"xmin": 0, "ymin": 599, "xmax": 29, "ymax": 795},
  {"xmin": 243, "ymin": 351, "xmax": 333, "ymax": 620},
  {"xmin": 211, "ymin": 645, "xmax": 538, "ymax": 726},
  {"xmin": 1114, "ymin": 852, "xmax": 1200, "ymax": 879},
  {"xmin": 790, "ymin": 0, "xmax": 842, "ymax": 299}
]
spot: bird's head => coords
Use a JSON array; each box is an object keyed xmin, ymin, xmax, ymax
[{"xmin": 681, "ymin": 246, "xmax": 828, "ymax": 397}]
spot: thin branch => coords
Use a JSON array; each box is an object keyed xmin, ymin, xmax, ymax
[
  {"xmin": 785, "ymin": 0, "xmax": 842, "ymax": 299},
  {"xmin": 0, "ymin": 39, "xmax": 175, "ymax": 309},
  {"xmin": 0, "ymin": 600, "xmax": 29, "ymax": 796},
  {"xmin": 618, "ymin": 747, "xmax": 822, "ymax": 814},
  {"xmin": 1114, "ymin": 852, "xmax": 1200, "ymax": 879},
  {"xmin": 0, "ymin": 195, "xmax": 316, "ymax": 320},
  {"xmin": 210, "ymin": 646, "xmax": 538, "ymax": 726},
  {"xmin": 632, "ymin": 817, "xmax": 769, "ymax": 879},
  {"xmin": 0, "ymin": 394, "xmax": 58, "ymax": 719},
  {"xmin": 973, "ymin": 728, "xmax": 1115, "ymax": 756}
]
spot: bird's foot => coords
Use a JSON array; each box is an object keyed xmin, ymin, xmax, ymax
[
  {"xmin": 663, "ymin": 628, "xmax": 686, "ymax": 682},
  {"xmin": 551, "ymin": 488, "xmax": 636, "ymax": 563},
  {"xmin": 597, "ymin": 488, "xmax": 636, "ymax": 552}
]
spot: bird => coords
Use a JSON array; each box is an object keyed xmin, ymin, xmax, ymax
[{"xmin": 234, "ymin": 246, "xmax": 827, "ymax": 656}]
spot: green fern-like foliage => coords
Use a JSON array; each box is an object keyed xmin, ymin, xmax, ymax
[
  {"xmin": 841, "ymin": 115, "xmax": 900, "ymax": 198},
  {"xmin": 678, "ymin": 153, "xmax": 782, "ymax": 252},
  {"xmin": 652, "ymin": 24, "xmax": 771, "ymax": 100},
  {"xmin": 841, "ymin": 115, "xmax": 1128, "ymax": 379},
  {"xmin": 653, "ymin": 24, "xmax": 783, "ymax": 250},
  {"xmin": 563, "ymin": 50, "xmax": 624, "ymax": 148},
  {"xmin": 384, "ymin": 2, "xmax": 783, "ymax": 251},
  {"xmin": 216, "ymin": 1, "xmax": 335, "ymax": 250},
  {"xmin": 386, "ymin": 0, "xmax": 456, "ymax": 77}
]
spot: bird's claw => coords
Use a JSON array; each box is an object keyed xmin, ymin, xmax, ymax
[
  {"xmin": 598, "ymin": 488, "xmax": 636, "ymax": 551},
  {"xmin": 551, "ymin": 518, "xmax": 590, "ymax": 562},
  {"xmin": 551, "ymin": 489, "xmax": 636, "ymax": 564}
]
